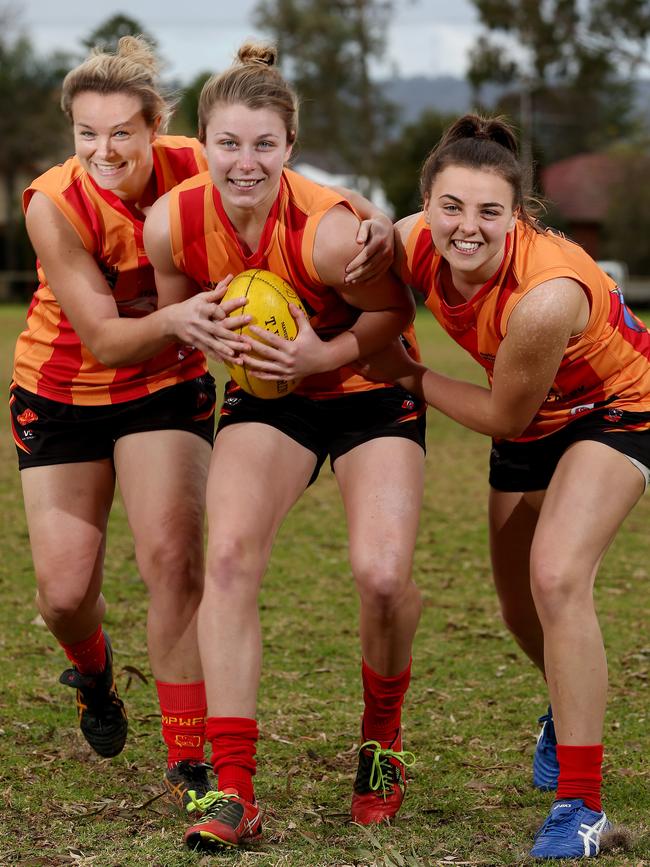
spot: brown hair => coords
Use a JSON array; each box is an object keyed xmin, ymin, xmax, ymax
[
  {"xmin": 420, "ymin": 114, "xmax": 541, "ymax": 229},
  {"xmin": 61, "ymin": 35, "xmax": 174, "ymax": 130},
  {"xmin": 197, "ymin": 41, "xmax": 298, "ymax": 144}
]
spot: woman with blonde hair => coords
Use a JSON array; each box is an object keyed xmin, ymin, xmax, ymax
[
  {"xmin": 11, "ymin": 34, "xmax": 237, "ymax": 808},
  {"xmin": 146, "ymin": 41, "xmax": 425, "ymax": 851}
]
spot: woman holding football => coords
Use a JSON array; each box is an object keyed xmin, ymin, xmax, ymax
[{"xmin": 145, "ymin": 41, "xmax": 425, "ymax": 852}]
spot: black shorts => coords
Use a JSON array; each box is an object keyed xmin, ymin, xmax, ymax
[
  {"xmin": 216, "ymin": 384, "xmax": 426, "ymax": 483},
  {"xmin": 10, "ymin": 374, "xmax": 216, "ymax": 470},
  {"xmin": 489, "ymin": 407, "xmax": 650, "ymax": 492}
]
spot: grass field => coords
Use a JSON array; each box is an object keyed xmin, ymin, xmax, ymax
[{"xmin": 0, "ymin": 304, "xmax": 648, "ymax": 867}]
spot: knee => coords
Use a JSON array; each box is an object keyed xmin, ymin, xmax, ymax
[
  {"xmin": 205, "ymin": 535, "xmax": 265, "ymax": 598},
  {"xmin": 136, "ymin": 529, "xmax": 204, "ymax": 598},
  {"xmin": 354, "ymin": 553, "xmax": 418, "ymax": 613},
  {"xmin": 530, "ymin": 558, "xmax": 585, "ymax": 620},
  {"xmin": 37, "ymin": 578, "xmax": 94, "ymax": 625}
]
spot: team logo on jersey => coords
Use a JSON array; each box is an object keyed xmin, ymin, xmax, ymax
[
  {"xmin": 570, "ymin": 403, "xmax": 595, "ymax": 416},
  {"xmin": 612, "ymin": 287, "xmax": 647, "ymax": 333},
  {"xmin": 17, "ymin": 408, "xmax": 38, "ymax": 426},
  {"xmin": 401, "ymin": 399, "xmax": 415, "ymax": 411},
  {"xmin": 605, "ymin": 408, "xmax": 624, "ymax": 423},
  {"xmin": 178, "ymin": 345, "xmax": 197, "ymax": 361},
  {"xmin": 224, "ymin": 395, "xmax": 241, "ymax": 407}
]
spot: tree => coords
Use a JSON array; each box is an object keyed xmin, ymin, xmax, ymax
[
  {"xmin": 376, "ymin": 110, "xmax": 454, "ymax": 220},
  {"xmin": 253, "ymin": 0, "xmax": 396, "ymax": 185},
  {"xmin": 81, "ymin": 13, "xmax": 158, "ymax": 55},
  {"xmin": 466, "ymin": 0, "xmax": 638, "ymax": 165},
  {"xmin": 0, "ymin": 24, "xmax": 70, "ymax": 273},
  {"xmin": 587, "ymin": 0, "xmax": 650, "ymax": 77},
  {"xmin": 172, "ymin": 70, "xmax": 211, "ymax": 136}
]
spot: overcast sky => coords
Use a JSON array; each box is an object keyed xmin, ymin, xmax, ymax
[{"xmin": 16, "ymin": 0, "xmax": 481, "ymax": 82}]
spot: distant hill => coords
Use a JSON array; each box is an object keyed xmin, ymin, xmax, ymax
[
  {"xmin": 381, "ymin": 75, "xmax": 505, "ymax": 127},
  {"xmin": 382, "ymin": 74, "xmax": 650, "ymax": 131}
]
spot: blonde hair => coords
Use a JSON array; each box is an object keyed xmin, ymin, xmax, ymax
[
  {"xmin": 61, "ymin": 35, "xmax": 175, "ymax": 130},
  {"xmin": 198, "ymin": 41, "xmax": 298, "ymax": 144}
]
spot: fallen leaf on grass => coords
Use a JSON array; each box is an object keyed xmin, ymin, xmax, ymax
[
  {"xmin": 269, "ymin": 733, "xmax": 294, "ymax": 744},
  {"xmin": 285, "ymin": 764, "xmax": 301, "ymax": 795},
  {"xmin": 464, "ymin": 779, "xmax": 497, "ymax": 792},
  {"xmin": 120, "ymin": 665, "xmax": 148, "ymax": 690},
  {"xmin": 31, "ymin": 691, "xmax": 55, "ymax": 704},
  {"xmin": 616, "ymin": 767, "xmax": 650, "ymax": 778}
]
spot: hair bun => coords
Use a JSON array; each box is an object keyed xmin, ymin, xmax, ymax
[
  {"xmin": 440, "ymin": 113, "xmax": 518, "ymax": 156},
  {"xmin": 237, "ymin": 41, "xmax": 277, "ymax": 68},
  {"xmin": 88, "ymin": 35, "xmax": 159, "ymax": 79}
]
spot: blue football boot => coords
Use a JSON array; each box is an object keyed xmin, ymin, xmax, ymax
[
  {"xmin": 533, "ymin": 705, "xmax": 559, "ymax": 791},
  {"xmin": 530, "ymin": 798, "xmax": 611, "ymax": 859}
]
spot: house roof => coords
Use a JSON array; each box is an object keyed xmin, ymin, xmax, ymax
[{"xmin": 541, "ymin": 153, "xmax": 621, "ymax": 222}]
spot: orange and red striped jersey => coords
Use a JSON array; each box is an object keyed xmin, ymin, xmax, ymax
[
  {"xmin": 13, "ymin": 135, "xmax": 209, "ymax": 406},
  {"xmin": 402, "ymin": 216, "xmax": 650, "ymax": 440},
  {"xmin": 168, "ymin": 167, "xmax": 419, "ymax": 398}
]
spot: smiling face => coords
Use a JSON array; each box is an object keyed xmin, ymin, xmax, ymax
[
  {"xmin": 202, "ymin": 102, "xmax": 293, "ymax": 217},
  {"xmin": 72, "ymin": 91, "xmax": 159, "ymax": 201},
  {"xmin": 424, "ymin": 164, "xmax": 517, "ymax": 290}
]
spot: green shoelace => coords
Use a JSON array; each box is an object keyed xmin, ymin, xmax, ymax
[
  {"xmin": 360, "ymin": 739, "xmax": 416, "ymax": 798},
  {"xmin": 186, "ymin": 788, "xmax": 234, "ymax": 816}
]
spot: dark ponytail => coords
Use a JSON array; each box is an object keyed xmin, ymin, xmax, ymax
[{"xmin": 420, "ymin": 114, "xmax": 541, "ymax": 229}]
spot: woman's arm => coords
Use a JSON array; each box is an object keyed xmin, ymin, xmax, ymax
[
  {"xmin": 239, "ymin": 203, "xmax": 414, "ymax": 381},
  {"xmin": 27, "ymin": 192, "xmax": 250, "ymax": 367},
  {"xmin": 358, "ymin": 277, "xmax": 589, "ymax": 439},
  {"xmin": 330, "ymin": 185, "xmax": 394, "ymax": 283},
  {"xmin": 143, "ymin": 196, "xmax": 251, "ymax": 360}
]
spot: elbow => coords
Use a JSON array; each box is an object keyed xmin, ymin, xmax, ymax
[
  {"xmin": 395, "ymin": 290, "xmax": 416, "ymax": 330},
  {"xmin": 490, "ymin": 417, "xmax": 530, "ymax": 440},
  {"xmin": 89, "ymin": 338, "xmax": 132, "ymax": 369},
  {"xmin": 94, "ymin": 347, "xmax": 126, "ymax": 368}
]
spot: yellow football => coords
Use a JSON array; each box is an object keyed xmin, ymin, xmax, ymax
[{"xmin": 221, "ymin": 269, "xmax": 307, "ymax": 399}]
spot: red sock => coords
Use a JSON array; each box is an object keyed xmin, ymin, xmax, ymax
[
  {"xmin": 156, "ymin": 681, "xmax": 207, "ymax": 767},
  {"xmin": 556, "ymin": 743, "xmax": 604, "ymax": 812},
  {"xmin": 60, "ymin": 625, "xmax": 106, "ymax": 675},
  {"xmin": 206, "ymin": 716, "xmax": 258, "ymax": 803},
  {"xmin": 361, "ymin": 657, "xmax": 411, "ymax": 748}
]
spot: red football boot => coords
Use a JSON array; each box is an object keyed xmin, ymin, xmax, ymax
[
  {"xmin": 184, "ymin": 788, "xmax": 262, "ymax": 850},
  {"xmin": 351, "ymin": 731, "xmax": 416, "ymax": 825}
]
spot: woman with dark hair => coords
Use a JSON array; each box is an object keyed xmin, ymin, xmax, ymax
[{"xmin": 360, "ymin": 113, "xmax": 650, "ymax": 859}]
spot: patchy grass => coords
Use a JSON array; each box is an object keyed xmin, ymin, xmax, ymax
[{"xmin": 0, "ymin": 304, "xmax": 648, "ymax": 866}]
